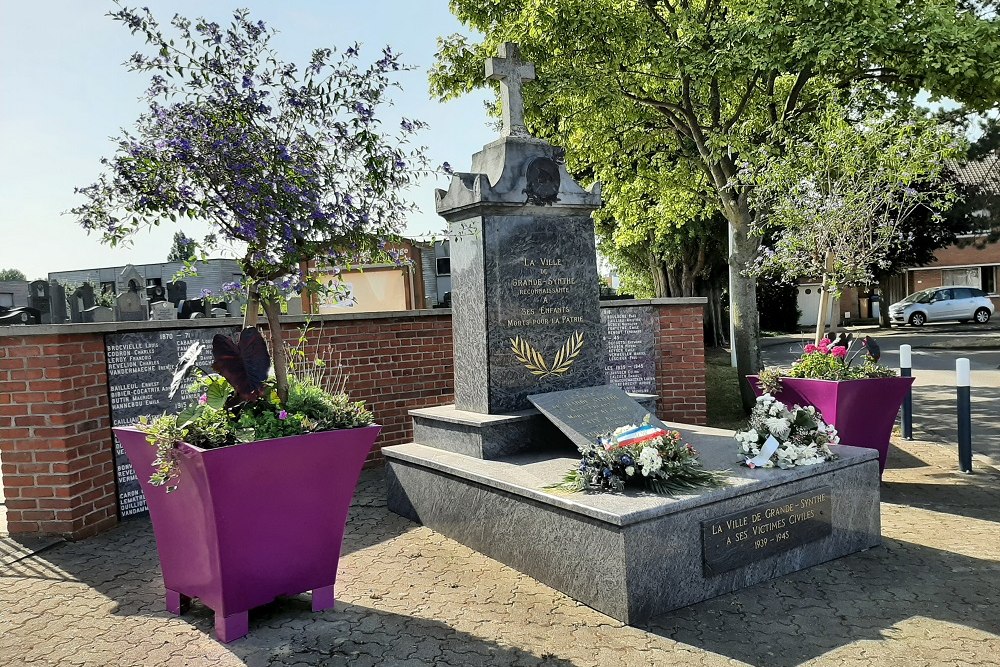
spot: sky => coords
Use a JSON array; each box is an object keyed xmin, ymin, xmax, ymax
[{"xmin": 0, "ymin": 1, "xmax": 494, "ymax": 280}]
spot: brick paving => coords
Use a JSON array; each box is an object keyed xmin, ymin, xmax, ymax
[{"xmin": 1, "ymin": 437, "xmax": 999, "ymax": 667}]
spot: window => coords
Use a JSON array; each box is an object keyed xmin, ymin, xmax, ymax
[
  {"xmin": 982, "ymin": 267, "xmax": 997, "ymax": 294},
  {"xmin": 942, "ymin": 267, "xmax": 980, "ymax": 287},
  {"xmin": 954, "ymin": 288, "xmax": 974, "ymax": 299},
  {"xmin": 436, "ymin": 257, "xmax": 451, "ymax": 276}
]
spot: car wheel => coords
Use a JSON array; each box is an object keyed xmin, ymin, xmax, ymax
[
  {"xmin": 909, "ymin": 312, "xmax": 926, "ymax": 326},
  {"xmin": 974, "ymin": 308, "xmax": 991, "ymax": 324}
]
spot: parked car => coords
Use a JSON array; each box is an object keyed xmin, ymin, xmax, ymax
[{"xmin": 889, "ymin": 286, "xmax": 994, "ymax": 326}]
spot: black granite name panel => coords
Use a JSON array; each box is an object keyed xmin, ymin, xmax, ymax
[
  {"xmin": 105, "ymin": 327, "xmax": 237, "ymax": 518},
  {"xmin": 481, "ymin": 215, "xmax": 606, "ymax": 413},
  {"xmin": 701, "ymin": 487, "xmax": 833, "ymax": 576},
  {"xmin": 601, "ymin": 306, "xmax": 656, "ymax": 394},
  {"xmin": 528, "ymin": 385, "xmax": 671, "ymax": 450}
]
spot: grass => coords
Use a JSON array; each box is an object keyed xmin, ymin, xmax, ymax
[{"xmin": 705, "ymin": 347, "xmax": 748, "ymax": 432}]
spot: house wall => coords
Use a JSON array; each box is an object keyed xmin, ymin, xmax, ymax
[{"xmin": 0, "ymin": 300, "xmax": 706, "ymax": 539}]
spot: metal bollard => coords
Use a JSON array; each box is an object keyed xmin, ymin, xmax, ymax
[
  {"xmin": 899, "ymin": 344, "xmax": 913, "ymax": 440},
  {"xmin": 957, "ymin": 358, "xmax": 972, "ymax": 473}
]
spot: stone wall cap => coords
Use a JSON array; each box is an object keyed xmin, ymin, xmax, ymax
[
  {"xmin": 600, "ymin": 298, "xmax": 708, "ymax": 307},
  {"xmin": 0, "ymin": 308, "xmax": 452, "ymax": 339}
]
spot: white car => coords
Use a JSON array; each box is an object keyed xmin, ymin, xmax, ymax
[{"xmin": 889, "ymin": 286, "xmax": 994, "ymax": 326}]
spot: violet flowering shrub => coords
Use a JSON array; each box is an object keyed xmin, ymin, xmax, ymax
[
  {"xmin": 757, "ymin": 333, "xmax": 896, "ymax": 395},
  {"xmin": 71, "ymin": 4, "xmax": 428, "ymax": 403}
]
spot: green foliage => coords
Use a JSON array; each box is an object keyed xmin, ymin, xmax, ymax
[
  {"xmin": 138, "ymin": 373, "xmax": 374, "ymax": 488},
  {"xmin": 0, "ymin": 268, "xmax": 27, "ymax": 281},
  {"xmin": 742, "ymin": 102, "xmax": 962, "ymax": 290}
]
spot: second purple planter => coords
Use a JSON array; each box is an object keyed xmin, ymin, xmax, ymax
[{"xmin": 746, "ymin": 375, "xmax": 914, "ymax": 474}]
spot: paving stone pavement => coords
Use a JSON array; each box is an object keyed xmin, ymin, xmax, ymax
[{"xmin": 1, "ymin": 437, "xmax": 998, "ymax": 667}]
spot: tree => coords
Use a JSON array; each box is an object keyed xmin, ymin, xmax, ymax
[
  {"xmin": 0, "ymin": 268, "xmax": 27, "ymax": 281},
  {"xmin": 72, "ymin": 5, "xmax": 427, "ymax": 403},
  {"xmin": 166, "ymin": 231, "xmax": 198, "ymax": 263},
  {"xmin": 431, "ymin": 0, "xmax": 1000, "ymax": 408},
  {"xmin": 743, "ymin": 103, "xmax": 960, "ymax": 342}
]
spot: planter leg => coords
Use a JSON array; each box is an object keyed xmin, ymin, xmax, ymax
[
  {"xmin": 215, "ymin": 611, "xmax": 249, "ymax": 644},
  {"xmin": 165, "ymin": 589, "xmax": 190, "ymax": 615},
  {"xmin": 312, "ymin": 585, "xmax": 335, "ymax": 612}
]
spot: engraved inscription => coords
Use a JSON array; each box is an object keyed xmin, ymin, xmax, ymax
[
  {"xmin": 702, "ymin": 488, "xmax": 833, "ymax": 575},
  {"xmin": 602, "ymin": 306, "xmax": 656, "ymax": 394}
]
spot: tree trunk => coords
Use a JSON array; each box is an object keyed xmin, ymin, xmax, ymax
[
  {"xmin": 814, "ymin": 252, "xmax": 836, "ymax": 345},
  {"xmin": 648, "ymin": 243, "xmax": 669, "ymax": 298},
  {"xmin": 261, "ymin": 297, "xmax": 289, "ymax": 405},
  {"xmin": 243, "ymin": 287, "xmax": 259, "ymax": 329},
  {"xmin": 728, "ymin": 220, "xmax": 762, "ymax": 412},
  {"xmin": 665, "ymin": 265, "xmax": 681, "ymax": 298},
  {"xmin": 877, "ymin": 275, "xmax": 892, "ymax": 328}
]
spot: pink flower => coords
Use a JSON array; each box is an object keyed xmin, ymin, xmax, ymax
[
  {"xmin": 803, "ymin": 344, "xmax": 818, "ymax": 354},
  {"xmin": 278, "ymin": 410, "xmax": 288, "ymax": 420},
  {"xmin": 831, "ymin": 346, "xmax": 847, "ymax": 359},
  {"xmin": 198, "ymin": 393, "xmax": 208, "ymax": 405}
]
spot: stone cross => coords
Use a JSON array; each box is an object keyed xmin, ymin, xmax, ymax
[{"xmin": 485, "ymin": 42, "xmax": 535, "ymax": 139}]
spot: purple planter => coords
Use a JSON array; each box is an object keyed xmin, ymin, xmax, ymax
[
  {"xmin": 746, "ymin": 376, "xmax": 914, "ymax": 474},
  {"xmin": 114, "ymin": 425, "xmax": 381, "ymax": 643}
]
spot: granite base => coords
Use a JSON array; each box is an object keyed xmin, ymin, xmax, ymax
[
  {"xmin": 410, "ymin": 394, "xmax": 657, "ymax": 460},
  {"xmin": 384, "ymin": 424, "xmax": 881, "ymax": 624}
]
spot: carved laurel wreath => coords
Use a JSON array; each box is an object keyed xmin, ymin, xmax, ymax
[{"xmin": 510, "ymin": 331, "xmax": 584, "ymax": 379}]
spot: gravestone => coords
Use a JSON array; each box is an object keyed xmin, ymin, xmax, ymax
[
  {"xmin": 437, "ymin": 42, "xmax": 603, "ymax": 415},
  {"xmin": 149, "ymin": 301, "xmax": 177, "ymax": 321},
  {"xmin": 117, "ymin": 264, "xmax": 145, "ymax": 295},
  {"xmin": 82, "ymin": 305, "xmax": 114, "ymax": 323},
  {"xmin": 178, "ymin": 298, "xmax": 204, "ymax": 319},
  {"xmin": 115, "ymin": 290, "xmax": 146, "ymax": 322},
  {"xmin": 146, "ymin": 284, "xmax": 167, "ymax": 304},
  {"xmin": 69, "ymin": 284, "xmax": 96, "ymax": 323},
  {"xmin": 166, "ymin": 280, "xmax": 187, "ymax": 305},
  {"xmin": 29, "ymin": 280, "xmax": 51, "ymax": 324},
  {"xmin": 49, "ymin": 281, "xmax": 67, "ymax": 324},
  {"xmin": 105, "ymin": 326, "xmax": 239, "ymax": 517},
  {"xmin": 602, "ymin": 305, "xmax": 657, "ymax": 394}
]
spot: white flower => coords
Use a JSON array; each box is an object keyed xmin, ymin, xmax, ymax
[
  {"xmin": 637, "ymin": 447, "xmax": 663, "ymax": 477},
  {"xmin": 625, "ymin": 466, "xmax": 636, "ymax": 477},
  {"xmin": 764, "ymin": 417, "xmax": 791, "ymax": 440}
]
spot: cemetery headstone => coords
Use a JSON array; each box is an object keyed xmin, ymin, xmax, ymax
[
  {"xmin": 210, "ymin": 307, "xmax": 228, "ymax": 318},
  {"xmin": 166, "ymin": 280, "xmax": 187, "ymax": 305},
  {"xmin": 527, "ymin": 385, "xmax": 670, "ymax": 450},
  {"xmin": 69, "ymin": 284, "xmax": 96, "ymax": 323},
  {"xmin": 106, "ymin": 326, "xmax": 239, "ymax": 517},
  {"xmin": 601, "ymin": 305, "xmax": 657, "ymax": 394},
  {"xmin": 117, "ymin": 264, "xmax": 145, "ymax": 294},
  {"xmin": 29, "ymin": 280, "xmax": 51, "ymax": 324},
  {"xmin": 146, "ymin": 284, "xmax": 167, "ymax": 303},
  {"xmin": 115, "ymin": 290, "xmax": 146, "ymax": 322},
  {"xmin": 49, "ymin": 281, "xmax": 67, "ymax": 324},
  {"xmin": 436, "ymin": 42, "xmax": 604, "ymax": 414},
  {"xmin": 82, "ymin": 305, "xmax": 114, "ymax": 323},
  {"xmin": 149, "ymin": 301, "xmax": 178, "ymax": 320},
  {"xmin": 178, "ymin": 298, "xmax": 204, "ymax": 319}
]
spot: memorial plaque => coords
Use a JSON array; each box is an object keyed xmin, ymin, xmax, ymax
[
  {"xmin": 528, "ymin": 385, "xmax": 670, "ymax": 449},
  {"xmin": 701, "ymin": 487, "xmax": 833, "ymax": 576},
  {"xmin": 601, "ymin": 305, "xmax": 656, "ymax": 394},
  {"xmin": 105, "ymin": 326, "xmax": 238, "ymax": 517}
]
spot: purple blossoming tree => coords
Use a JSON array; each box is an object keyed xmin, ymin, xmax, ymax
[{"xmin": 72, "ymin": 4, "xmax": 427, "ymax": 403}]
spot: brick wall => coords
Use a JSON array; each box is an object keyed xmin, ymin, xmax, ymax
[
  {"xmin": 929, "ymin": 238, "xmax": 1000, "ymax": 267},
  {"xmin": 1, "ymin": 300, "xmax": 705, "ymax": 538},
  {"xmin": 653, "ymin": 304, "xmax": 707, "ymax": 425},
  {"xmin": 0, "ymin": 334, "xmax": 117, "ymax": 538}
]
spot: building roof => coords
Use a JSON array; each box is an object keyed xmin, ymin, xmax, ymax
[{"xmin": 948, "ymin": 153, "xmax": 1000, "ymax": 194}]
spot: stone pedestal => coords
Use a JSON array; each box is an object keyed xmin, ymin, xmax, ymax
[{"xmin": 385, "ymin": 428, "xmax": 881, "ymax": 624}]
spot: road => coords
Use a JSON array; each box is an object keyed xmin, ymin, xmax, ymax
[{"xmin": 761, "ymin": 324, "xmax": 1000, "ymax": 466}]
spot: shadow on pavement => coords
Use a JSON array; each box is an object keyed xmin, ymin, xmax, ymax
[
  {"xmin": 912, "ymin": 384, "xmax": 1000, "ymax": 463},
  {"xmin": 643, "ymin": 536, "xmax": 1000, "ymax": 667}
]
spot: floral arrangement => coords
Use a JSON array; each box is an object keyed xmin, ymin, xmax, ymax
[
  {"xmin": 757, "ymin": 332, "xmax": 896, "ymax": 395},
  {"xmin": 735, "ymin": 394, "xmax": 838, "ymax": 469},
  {"xmin": 139, "ymin": 327, "xmax": 372, "ymax": 491},
  {"xmin": 550, "ymin": 420, "xmax": 727, "ymax": 495}
]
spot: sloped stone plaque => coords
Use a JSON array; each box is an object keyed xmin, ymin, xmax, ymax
[{"xmin": 528, "ymin": 385, "xmax": 670, "ymax": 449}]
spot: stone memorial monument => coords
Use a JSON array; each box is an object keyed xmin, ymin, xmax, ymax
[
  {"xmin": 29, "ymin": 280, "xmax": 51, "ymax": 324},
  {"xmin": 166, "ymin": 280, "xmax": 187, "ymax": 305},
  {"xmin": 385, "ymin": 44, "xmax": 880, "ymax": 626},
  {"xmin": 69, "ymin": 284, "xmax": 96, "ymax": 323},
  {"xmin": 82, "ymin": 305, "xmax": 114, "ymax": 323},
  {"xmin": 49, "ymin": 281, "xmax": 67, "ymax": 324},
  {"xmin": 115, "ymin": 289, "xmax": 146, "ymax": 322},
  {"xmin": 149, "ymin": 300, "xmax": 178, "ymax": 321}
]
